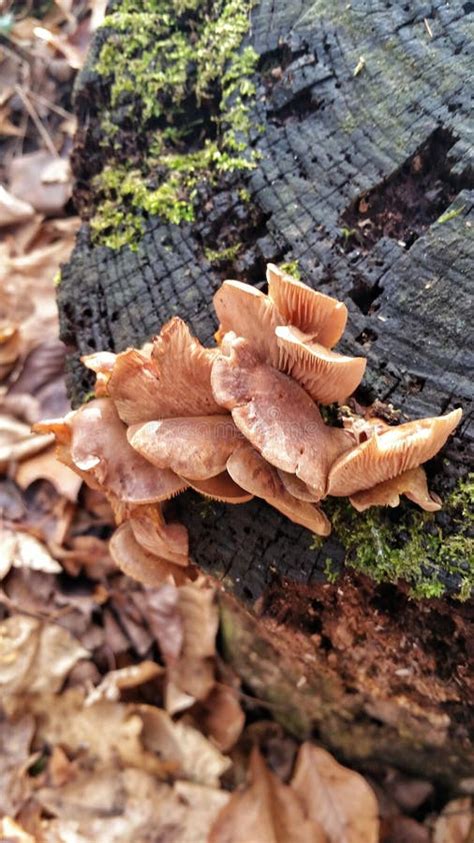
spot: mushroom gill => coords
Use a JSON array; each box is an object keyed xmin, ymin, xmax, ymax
[
  {"xmin": 128, "ymin": 504, "xmax": 190, "ymax": 566},
  {"xmin": 328, "ymin": 408, "xmax": 462, "ymax": 497},
  {"xmin": 212, "ymin": 333, "xmax": 353, "ymax": 498},
  {"xmin": 349, "ymin": 466, "xmax": 442, "ymax": 513},
  {"xmin": 227, "ymin": 443, "xmax": 331, "ymax": 535},
  {"xmin": 181, "ymin": 471, "xmax": 254, "ymax": 503},
  {"xmin": 276, "ymin": 325, "xmax": 366, "ymax": 404},
  {"xmin": 266, "ymin": 263, "xmax": 348, "ymax": 348}
]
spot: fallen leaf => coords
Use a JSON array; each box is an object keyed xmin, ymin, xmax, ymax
[
  {"xmin": 0, "ymin": 185, "xmax": 35, "ymax": 227},
  {"xmin": 0, "ymin": 616, "xmax": 88, "ymax": 708},
  {"xmin": 0, "ymin": 527, "xmax": 62, "ymax": 579},
  {"xmin": 432, "ymin": 797, "xmax": 473, "ymax": 843},
  {"xmin": 0, "ymin": 715, "xmax": 35, "ymax": 816},
  {"xmin": 209, "ymin": 747, "xmax": 326, "ymax": 842},
  {"xmin": 195, "ymin": 683, "xmax": 245, "ymax": 752},
  {"xmin": 8, "ymin": 151, "xmax": 72, "ymax": 215},
  {"xmin": 85, "ymin": 661, "xmax": 162, "ymax": 705},
  {"xmin": 15, "ymin": 445, "xmax": 82, "ymax": 502},
  {"xmin": 291, "ymin": 743, "xmax": 379, "ymax": 843},
  {"xmin": 0, "ymin": 816, "xmax": 36, "ymax": 843}
]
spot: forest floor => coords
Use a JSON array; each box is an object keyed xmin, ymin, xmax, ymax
[{"xmin": 0, "ymin": 3, "xmax": 472, "ymax": 841}]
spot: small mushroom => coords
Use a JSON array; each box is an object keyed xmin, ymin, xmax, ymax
[
  {"xmin": 128, "ymin": 415, "xmax": 242, "ymax": 480},
  {"xmin": 276, "ymin": 325, "xmax": 366, "ymax": 403},
  {"xmin": 276, "ymin": 469, "xmax": 320, "ymax": 502},
  {"xmin": 128, "ymin": 504, "xmax": 190, "ymax": 566},
  {"xmin": 328, "ymin": 408, "xmax": 462, "ymax": 497},
  {"xmin": 42, "ymin": 398, "xmax": 188, "ymax": 504},
  {"xmin": 227, "ymin": 443, "xmax": 331, "ymax": 535},
  {"xmin": 266, "ymin": 264, "xmax": 348, "ymax": 348},
  {"xmin": 181, "ymin": 471, "xmax": 254, "ymax": 503},
  {"xmin": 110, "ymin": 521, "xmax": 189, "ymax": 587},
  {"xmin": 349, "ymin": 466, "xmax": 442, "ymax": 512},
  {"xmin": 212, "ymin": 333, "xmax": 354, "ymax": 498},
  {"xmin": 81, "ymin": 350, "xmax": 117, "ymax": 396},
  {"xmin": 213, "ymin": 279, "xmax": 282, "ymax": 364}
]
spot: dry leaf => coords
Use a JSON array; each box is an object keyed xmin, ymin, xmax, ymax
[
  {"xmin": 0, "ymin": 185, "xmax": 35, "ymax": 227},
  {"xmin": 291, "ymin": 743, "xmax": 379, "ymax": 843},
  {"xmin": 0, "ymin": 715, "xmax": 35, "ymax": 816},
  {"xmin": 209, "ymin": 747, "xmax": 326, "ymax": 842},
  {"xmin": 0, "ymin": 616, "xmax": 88, "ymax": 707},
  {"xmin": 433, "ymin": 797, "xmax": 473, "ymax": 843},
  {"xmin": 0, "ymin": 816, "xmax": 36, "ymax": 843},
  {"xmin": 0, "ymin": 527, "xmax": 62, "ymax": 579},
  {"xmin": 8, "ymin": 151, "xmax": 72, "ymax": 216},
  {"xmin": 15, "ymin": 445, "xmax": 82, "ymax": 501},
  {"xmin": 85, "ymin": 661, "xmax": 162, "ymax": 705}
]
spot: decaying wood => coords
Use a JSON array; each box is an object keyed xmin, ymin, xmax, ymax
[{"xmin": 59, "ymin": 0, "xmax": 473, "ymax": 785}]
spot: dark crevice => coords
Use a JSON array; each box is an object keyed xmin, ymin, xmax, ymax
[
  {"xmin": 348, "ymin": 275, "xmax": 383, "ymax": 315},
  {"xmin": 339, "ymin": 127, "xmax": 469, "ymax": 253}
]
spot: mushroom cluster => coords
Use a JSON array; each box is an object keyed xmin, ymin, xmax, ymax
[{"xmin": 37, "ymin": 264, "xmax": 461, "ymax": 581}]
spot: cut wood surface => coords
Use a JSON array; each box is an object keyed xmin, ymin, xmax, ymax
[{"xmin": 59, "ymin": 0, "xmax": 473, "ymax": 784}]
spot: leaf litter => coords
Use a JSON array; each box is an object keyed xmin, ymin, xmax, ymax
[{"xmin": 0, "ymin": 2, "xmax": 472, "ymax": 842}]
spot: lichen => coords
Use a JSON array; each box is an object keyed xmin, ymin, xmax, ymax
[
  {"xmin": 90, "ymin": 0, "xmax": 260, "ymax": 249},
  {"xmin": 204, "ymin": 243, "xmax": 241, "ymax": 264},
  {"xmin": 312, "ymin": 473, "xmax": 474, "ymax": 599}
]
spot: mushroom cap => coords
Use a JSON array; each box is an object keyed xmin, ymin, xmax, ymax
[
  {"xmin": 105, "ymin": 348, "xmax": 162, "ymax": 424},
  {"xmin": 266, "ymin": 264, "xmax": 348, "ymax": 348},
  {"xmin": 212, "ymin": 334, "xmax": 353, "ymax": 498},
  {"xmin": 227, "ymin": 443, "xmax": 331, "ymax": 535},
  {"xmin": 181, "ymin": 471, "xmax": 254, "ymax": 503},
  {"xmin": 213, "ymin": 279, "xmax": 282, "ymax": 364},
  {"xmin": 349, "ymin": 466, "xmax": 442, "ymax": 512},
  {"xmin": 276, "ymin": 325, "xmax": 366, "ymax": 403},
  {"xmin": 110, "ymin": 521, "xmax": 189, "ymax": 587},
  {"xmin": 81, "ymin": 351, "xmax": 117, "ymax": 397},
  {"xmin": 151, "ymin": 316, "xmax": 221, "ymax": 416},
  {"xmin": 68, "ymin": 398, "xmax": 187, "ymax": 503},
  {"xmin": 328, "ymin": 408, "xmax": 462, "ymax": 497},
  {"xmin": 128, "ymin": 415, "xmax": 242, "ymax": 480},
  {"xmin": 128, "ymin": 504, "xmax": 189, "ymax": 566}
]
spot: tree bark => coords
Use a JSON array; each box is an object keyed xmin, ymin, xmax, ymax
[{"xmin": 59, "ymin": 0, "xmax": 473, "ymax": 786}]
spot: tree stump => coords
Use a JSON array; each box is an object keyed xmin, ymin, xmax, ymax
[{"xmin": 59, "ymin": 0, "xmax": 473, "ymax": 786}]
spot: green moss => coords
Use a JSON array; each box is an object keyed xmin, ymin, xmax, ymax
[
  {"xmin": 53, "ymin": 270, "xmax": 61, "ymax": 287},
  {"xmin": 204, "ymin": 243, "xmax": 241, "ymax": 264},
  {"xmin": 312, "ymin": 474, "xmax": 474, "ymax": 599},
  {"xmin": 91, "ymin": 0, "xmax": 260, "ymax": 249},
  {"xmin": 279, "ymin": 260, "xmax": 301, "ymax": 279}
]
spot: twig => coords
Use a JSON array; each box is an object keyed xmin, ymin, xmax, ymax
[
  {"xmin": 14, "ymin": 84, "xmax": 59, "ymax": 156},
  {"xmin": 27, "ymin": 89, "xmax": 74, "ymax": 120}
]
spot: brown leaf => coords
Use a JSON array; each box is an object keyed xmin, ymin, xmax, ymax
[
  {"xmin": 291, "ymin": 743, "xmax": 379, "ymax": 843},
  {"xmin": 209, "ymin": 747, "xmax": 326, "ymax": 843},
  {"xmin": 8, "ymin": 151, "xmax": 72, "ymax": 215},
  {"xmin": 0, "ymin": 616, "xmax": 88, "ymax": 709},
  {"xmin": 0, "ymin": 817, "xmax": 36, "ymax": 843},
  {"xmin": 432, "ymin": 797, "xmax": 473, "ymax": 843},
  {"xmin": 15, "ymin": 445, "xmax": 82, "ymax": 501},
  {"xmin": 0, "ymin": 186, "xmax": 35, "ymax": 227},
  {"xmin": 84, "ymin": 661, "xmax": 163, "ymax": 705},
  {"xmin": 0, "ymin": 527, "xmax": 62, "ymax": 579},
  {"xmin": 0, "ymin": 715, "xmax": 35, "ymax": 816}
]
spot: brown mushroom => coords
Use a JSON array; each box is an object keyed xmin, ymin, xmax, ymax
[
  {"xmin": 276, "ymin": 325, "xmax": 366, "ymax": 403},
  {"xmin": 227, "ymin": 443, "xmax": 331, "ymax": 535},
  {"xmin": 349, "ymin": 466, "xmax": 442, "ymax": 512},
  {"xmin": 328, "ymin": 408, "xmax": 462, "ymax": 497},
  {"xmin": 128, "ymin": 504, "xmax": 190, "ymax": 566},
  {"xmin": 41, "ymin": 398, "xmax": 187, "ymax": 504},
  {"xmin": 110, "ymin": 521, "xmax": 189, "ymax": 587},
  {"xmin": 212, "ymin": 333, "xmax": 354, "ymax": 498},
  {"xmin": 266, "ymin": 264, "xmax": 348, "ymax": 347},
  {"xmin": 276, "ymin": 469, "xmax": 320, "ymax": 502},
  {"xmin": 182, "ymin": 471, "xmax": 254, "ymax": 503},
  {"xmin": 128, "ymin": 415, "xmax": 242, "ymax": 480},
  {"xmin": 213, "ymin": 279, "xmax": 282, "ymax": 364},
  {"xmin": 81, "ymin": 350, "xmax": 117, "ymax": 397}
]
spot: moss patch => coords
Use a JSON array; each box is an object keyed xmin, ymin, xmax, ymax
[
  {"xmin": 279, "ymin": 259, "xmax": 301, "ymax": 279},
  {"xmin": 90, "ymin": 0, "xmax": 260, "ymax": 250},
  {"xmin": 312, "ymin": 474, "xmax": 474, "ymax": 599}
]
